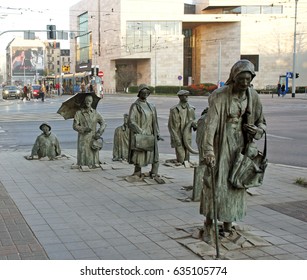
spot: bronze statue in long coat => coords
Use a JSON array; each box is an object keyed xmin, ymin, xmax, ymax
[{"xmin": 128, "ymin": 84, "xmax": 161, "ymax": 177}]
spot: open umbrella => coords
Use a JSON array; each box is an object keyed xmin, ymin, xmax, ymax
[{"xmin": 57, "ymin": 91, "xmax": 101, "ymax": 120}]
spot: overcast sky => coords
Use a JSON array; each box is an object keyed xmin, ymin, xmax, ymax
[{"xmin": 0, "ymin": 0, "xmax": 80, "ymax": 50}]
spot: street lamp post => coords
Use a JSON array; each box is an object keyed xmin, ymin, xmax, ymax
[
  {"xmin": 57, "ymin": 55, "xmax": 63, "ymax": 95},
  {"xmin": 217, "ymin": 40, "xmax": 222, "ymax": 87},
  {"xmin": 292, "ymin": 0, "xmax": 298, "ymax": 98},
  {"xmin": 23, "ymin": 65, "xmax": 26, "ymax": 86},
  {"xmin": 150, "ymin": 33, "xmax": 159, "ymax": 88},
  {"xmin": 154, "ymin": 45, "xmax": 157, "ymax": 88}
]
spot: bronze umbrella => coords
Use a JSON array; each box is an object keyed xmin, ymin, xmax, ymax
[{"xmin": 57, "ymin": 91, "xmax": 102, "ymax": 120}]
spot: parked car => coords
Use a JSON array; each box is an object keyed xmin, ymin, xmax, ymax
[
  {"xmin": 2, "ymin": 85, "xmax": 21, "ymax": 99},
  {"xmin": 31, "ymin": 84, "xmax": 41, "ymax": 99}
]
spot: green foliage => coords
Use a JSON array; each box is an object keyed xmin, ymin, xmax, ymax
[
  {"xmin": 295, "ymin": 177, "xmax": 307, "ymax": 187},
  {"xmin": 283, "ymin": 86, "xmax": 307, "ymax": 93},
  {"xmin": 128, "ymin": 85, "xmax": 155, "ymax": 94},
  {"xmin": 154, "ymin": 86, "xmax": 189, "ymax": 94},
  {"xmin": 296, "ymin": 87, "xmax": 307, "ymax": 93},
  {"xmin": 127, "ymin": 83, "xmax": 218, "ymax": 95}
]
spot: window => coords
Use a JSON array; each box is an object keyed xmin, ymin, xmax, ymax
[
  {"xmin": 262, "ymin": 5, "xmax": 283, "ymax": 14},
  {"xmin": 241, "ymin": 6, "xmax": 261, "ymax": 14},
  {"xmin": 240, "ymin": 55, "xmax": 259, "ymax": 71},
  {"xmin": 223, "ymin": 7, "xmax": 241, "ymax": 14},
  {"xmin": 240, "ymin": 5, "xmax": 283, "ymax": 14},
  {"xmin": 184, "ymin": 4, "xmax": 196, "ymax": 14},
  {"xmin": 76, "ymin": 12, "xmax": 91, "ymax": 67},
  {"xmin": 126, "ymin": 21, "xmax": 180, "ymax": 54}
]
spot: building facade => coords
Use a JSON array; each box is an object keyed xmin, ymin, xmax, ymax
[{"xmin": 69, "ymin": 0, "xmax": 307, "ymax": 92}]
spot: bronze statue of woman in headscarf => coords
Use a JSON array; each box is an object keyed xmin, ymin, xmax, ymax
[{"xmin": 199, "ymin": 60, "xmax": 267, "ymax": 243}]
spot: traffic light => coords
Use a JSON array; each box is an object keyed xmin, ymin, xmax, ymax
[
  {"xmin": 295, "ymin": 73, "xmax": 300, "ymax": 78},
  {"xmin": 47, "ymin": 25, "xmax": 56, "ymax": 39},
  {"xmin": 91, "ymin": 67, "xmax": 99, "ymax": 76}
]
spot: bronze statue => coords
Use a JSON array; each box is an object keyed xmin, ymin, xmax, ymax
[
  {"xmin": 128, "ymin": 84, "xmax": 163, "ymax": 179},
  {"xmin": 112, "ymin": 113, "xmax": 130, "ymax": 161},
  {"xmin": 196, "ymin": 107, "xmax": 208, "ymax": 162},
  {"xmin": 199, "ymin": 60, "xmax": 266, "ymax": 243},
  {"xmin": 28, "ymin": 123, "xmax": 61, "ymax": 160},
  {"xmin": 73, "ymin": 95, "xmax": 106, "ymax": 168},
  {"xmin": 168, "ymin": 90, "xmax": 197, "ymax": 165}
]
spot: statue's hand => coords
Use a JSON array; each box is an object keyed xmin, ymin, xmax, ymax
[
  {"xmin": 191, "ymin": 121, "xmax": 198, "ymax": 131},
  {"xmin": 175, "ymin": 140, "xmax": 182, "ymax": 146},
  {"xmin": 94, "ymin": 133, "xmax": 101, "ymax": 140},
  {"xmin": 243, "ymin": 124, "xmax": 261, "ymax": 136},
  {"xmin": 204, "ymin": 154, "xmax": 215, "ymax": 167},
  {"xmin": 157, "ymin": 135, "xmax": 164, "ymax": 141},
  {"xmin": 84, "ymin": 127, "xmax": 92, "ymax": 133}
]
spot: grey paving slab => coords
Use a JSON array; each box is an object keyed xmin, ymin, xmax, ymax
[{"xmin": 0, "ymin": 149, "xmax": 307, "ymax": 260}]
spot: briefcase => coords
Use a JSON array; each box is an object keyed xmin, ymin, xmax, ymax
[{"xmin": 134, "ymin": 134, "xmax": 155, "ymax": 151}]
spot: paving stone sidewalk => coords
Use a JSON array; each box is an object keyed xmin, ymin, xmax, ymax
[
  {"xmin": 0, "ymin": 149, "xmax": 306, "ymax": 260},
  {"xmin": 0, "ymin": 182, "xmax": 48, "ymax": 260}
]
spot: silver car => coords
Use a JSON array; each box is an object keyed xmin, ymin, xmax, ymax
[{"xmin": 2, "ymin": 85, "xmax": 21, "ymax": 99}]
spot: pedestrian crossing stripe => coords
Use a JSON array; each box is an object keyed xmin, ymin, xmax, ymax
[{"xmin": 0, "ymin": 113, "xmax": 62, "ymax": 122}]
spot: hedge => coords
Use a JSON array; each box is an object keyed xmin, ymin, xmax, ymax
[{"xmin": 128, "ymin": 83, "xmax": 218, "ymax": 95}]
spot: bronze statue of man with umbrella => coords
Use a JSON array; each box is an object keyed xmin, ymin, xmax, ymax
[{"xmin": 57, "ymin": 92, "xmax": 106, "ymax": 168}]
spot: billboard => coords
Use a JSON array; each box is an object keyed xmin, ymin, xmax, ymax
[{"xmin": 11, "ymin": 47, "xmax": 44, "ymax": 76}]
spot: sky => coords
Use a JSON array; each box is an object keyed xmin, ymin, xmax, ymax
[{"xmin": 0, "ymin": 0, "xmax": 80, "ymax": 51}]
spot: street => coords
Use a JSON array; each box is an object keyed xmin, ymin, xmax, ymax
[{"xmin": 0, "ymin": 93, "xmax": 307, "ymax": 168}]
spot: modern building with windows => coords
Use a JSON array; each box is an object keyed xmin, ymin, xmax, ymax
[{"xmin": 69, "ymin": 0, "xmax": 307, "ymax": 92}]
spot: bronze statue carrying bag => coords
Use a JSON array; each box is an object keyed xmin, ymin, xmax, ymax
[
  {"xmin": 134, "ymin": 134, "xmax": 155, "ymax": 151},
  {"xmin": 229, "ymin": 132, "xmax": 267, "ymax": 189}
]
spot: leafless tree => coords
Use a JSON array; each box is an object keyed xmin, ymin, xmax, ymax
[{"xmin": 115, "ymin": 64, "xmax": 140, "ymax": 92}]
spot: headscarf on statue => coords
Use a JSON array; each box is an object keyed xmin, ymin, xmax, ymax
[{"xmin": 225, "ymin": 59, "xmax": 256, "ymax": 85}]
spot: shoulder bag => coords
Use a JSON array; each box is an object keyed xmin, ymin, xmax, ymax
[{"xmin": 229, "ymin": 132, "xmax": 268, "ymax": 189}]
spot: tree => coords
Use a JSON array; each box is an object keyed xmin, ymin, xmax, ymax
[{"xmin": 115, "ymin": 64, "xmax": 140, "ymax": 92}]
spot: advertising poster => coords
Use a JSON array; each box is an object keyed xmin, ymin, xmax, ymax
[{"xmin": 11, "ymin": 47, "xmax": 44, "ymax": 76}]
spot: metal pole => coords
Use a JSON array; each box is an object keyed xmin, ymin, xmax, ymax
[
  {"xmin": 217, "ymin": 40, "xmax": 221, "ymax": 87},
  {"xmin": 292, "ymin": 0, "xmax": 298, "ymax": 98},
  {"xmin": 59, "ymin": 56, "xmax": 63, "ymax": 95},
  {"xmin": 23, "ymin": 65, "xmax": 26, "ymax": 86},
  {"xmin": 155, "ymin": 47, "xmax": 157, "ymax": 88}
]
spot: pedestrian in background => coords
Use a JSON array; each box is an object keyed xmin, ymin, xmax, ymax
[
  {"xmin": 40, "ymin": 83, "xmax": 46, "ymax": 102},
  {"xmin": 81, "ymin": 80, "xmax": 86, "ymax": 93},
  {"xmin": 55, "ymin": 83, "xmax": 60, "ymax": 95},
  {"xmin": 281, "ymin": 83, "xmax": 286, "ymax": 97},
  {"xmin": 23, "ymin": 85, "xmax": 28, "ymax": 100},
  {"xmin": 277, "ymin": 83, "xmax": 281, "ymax": 97}
]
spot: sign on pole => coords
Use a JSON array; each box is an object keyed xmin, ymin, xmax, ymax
[{"xmin": 62, "ymin": 65, "xmax": 70, "ymax": 73}]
